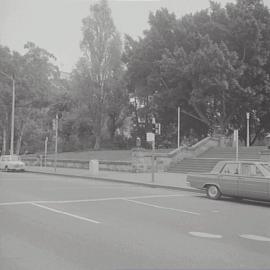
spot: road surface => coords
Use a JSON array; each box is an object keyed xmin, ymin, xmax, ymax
[{"xmin": 1, "ymin": 172, "xmax": 270, "ymax": 269}]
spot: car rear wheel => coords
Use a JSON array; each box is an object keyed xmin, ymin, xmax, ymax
[{"xmin": 206, "ymin": 185, "xmax": 221, "ymax": 200}]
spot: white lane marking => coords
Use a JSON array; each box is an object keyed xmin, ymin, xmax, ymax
[
  {"xmin": 0, "ymin": 193, "xmax": 191, "ymax": 206},
  {"xmin": 123, "ymin": 199, "xmax": 200, "ymax": 215},
  {"xmin": 240, "ymin": 234, "xmax": 270, "ymax": 242},
  {"xmin": 0, "ymin": 201, "xmax": 30, "ymax": 206},
  {"xmin": 31, "ymin": 203, "xmax": 100, "ymax": 224},
  {"xmin": 189, "ymin": 232, "xmax": 223, "ymax": 239},
  {"xmin": 212, "ymin": 210, "xmax": 220, "ymax": 213}
]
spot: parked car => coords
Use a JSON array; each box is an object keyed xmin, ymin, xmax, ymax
[
  {"xmin": 187, "ymin": 160, "xmax": 270, "ymax": 201},
  {"xmin": 0, "ymin": 155, "xmax": 26, "ymax": 172}
]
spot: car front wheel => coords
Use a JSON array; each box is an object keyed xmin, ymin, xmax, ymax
[{"xmin": 206, "ymin": 185, "xmax": 221, "ymax": 200}]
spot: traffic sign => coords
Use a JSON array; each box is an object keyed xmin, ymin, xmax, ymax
[{"xmin": 146, "ymin": 132, "xmax": 155, "ymax": 142}]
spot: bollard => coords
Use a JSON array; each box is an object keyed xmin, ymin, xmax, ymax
[{"xmin": 89, "ymin": 160, "xmax": 99, "ymax": 174}]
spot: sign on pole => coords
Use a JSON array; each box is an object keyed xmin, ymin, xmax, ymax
[{"xmin": 146, "ymin": 132, "xmax": 155, "ymax": 142}]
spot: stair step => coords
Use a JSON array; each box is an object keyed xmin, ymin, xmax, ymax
[{"xmin": 168, "ymin": 146, "xmax": 263, "ymax": 174}]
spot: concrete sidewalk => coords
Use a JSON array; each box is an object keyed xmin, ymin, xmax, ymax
[{"xmin": 26, "ymin": 166, "xmax": 200, "ymax": 193}]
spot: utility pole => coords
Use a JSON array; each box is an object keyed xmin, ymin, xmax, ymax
[
  {"xmin": 178, "ymin": 106, "xmax": 180, "ymax": 148},
  {"xmin": 0, "ymin": 71, "xmax": 15, "ymax": 155},
  {"xmin": 151, "ymin": 139, "xmax": 155, "ymax": 183},
  {"xmin": 151, "ymin": 117, "xmax": 155, "ymax": 183},
  {"xmin": 246, "ymin": 112, "xmax": 250, "ymax": 147}
]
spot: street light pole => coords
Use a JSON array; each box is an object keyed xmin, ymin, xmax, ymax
[
  {"xmin": 178, "ymin": 106, "xmax": 181, "ymax": 148},
  {"xmin": 11, "ymin": 78, "xmax": 15, "ymax": 155},
  {"xmin": 0, "ymin": 71, "xmax": 15, "ymax": 155}
]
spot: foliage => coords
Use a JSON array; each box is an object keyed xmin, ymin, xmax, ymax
[
  {"xmin": 124, "ymin": 0, "xmax": 270, "ymax": 145},
  {"xmin": 71, "ymin": 0, "xmax": 128, "ymax": 150}
]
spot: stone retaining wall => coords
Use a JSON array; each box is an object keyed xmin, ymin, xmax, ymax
[
  {"xmin": 22, "ymin": 157, "xmax": 132, "ymax": 172},
  {"xmin": 22, "ymin": 136, "xmax": 220, "ymax": 173}
]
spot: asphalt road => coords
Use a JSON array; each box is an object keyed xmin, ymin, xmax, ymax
[{"xmin": 0, "ymin": 172, "xmax": 270, "ymax": 270}]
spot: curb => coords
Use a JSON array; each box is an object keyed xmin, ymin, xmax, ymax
[{"xmin": 26, "ymin": 170, "xmax": 203, "ymax": 194}]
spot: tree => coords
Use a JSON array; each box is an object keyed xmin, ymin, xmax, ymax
[
  {"xmin": 0, "ymin": 42, "xmax": 62, "ymax": 154},
  {"xmin": 123, "ymin": 9, "xmax": 182, "ymax": 145},
  {"xmin": 15, "ymin": 42, "xmax": 60, "ymax": 154},
  {"xmin": 77, "ymin": 0, "xmax": 124, "ymax": 149},
  {"xmin": 124, "ymin": 0, "xmax": 270, "ymax": 146}
]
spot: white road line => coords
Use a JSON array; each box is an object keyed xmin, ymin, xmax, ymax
[
  {"xmin": 189, "ymin": 232, "xmax": 223, "ymax": 239},
  {"xmin": 31, "ymin": 203, "xmax": 100, "ymax": 224},
  {"xmin": 129, "ymin": 194, "xmax": 192, "ymax": 199},
  {"xmin": 123, "ymin": 199, "xmax": 200, "ymax": 215},
  {"xmin": 0, "ymin": 201, "xmax": 30, "ymax": 206},
  {"xmin": 0, "ymin": 193, "xmax": 191, "ymax": 206},
  {"xmin": 240, "ymin": 234, "xmax": 270, "ymax": 242}
]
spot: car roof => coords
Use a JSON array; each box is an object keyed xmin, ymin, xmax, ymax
[
  {"xmin": 213, "ymin": 160, "xmax": 270, "ymax": 172},
  {"xmin": 222, "ymin": 160, "xmax": 269, "ymax": 164}
]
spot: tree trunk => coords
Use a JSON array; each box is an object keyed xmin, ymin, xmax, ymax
[
  {"xmin": 94, "ymin": 135, "xmax": 101, "ymax": 150},
  {"xmin": 109, "ymin": 114, "xmax": 117, "ymax": 140},
  {"xmin": 15, "ymin": 121, "xmax": 25, "ymax": 155}
]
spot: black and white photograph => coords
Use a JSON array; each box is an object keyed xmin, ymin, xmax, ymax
[{"xmin": 1, "ymin": 0, "xmax": 270, "ymax": 269}]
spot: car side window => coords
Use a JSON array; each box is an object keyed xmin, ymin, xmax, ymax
[
  {"xmin": 221, "ymin": 163, "xmax": 239, "ymax": 175},
  {"xmin": 241, "ymin": 164, "xmax": 263, "ymax": 177}
]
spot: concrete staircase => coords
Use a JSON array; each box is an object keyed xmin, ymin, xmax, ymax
[{"xmin": 168, "ymin": 146, "xmax": 264, "ymax": 174}]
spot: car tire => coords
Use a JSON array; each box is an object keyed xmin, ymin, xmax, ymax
[{"xmin": 206, "ymin": 185, "xmax": 221, "ymax": 200}]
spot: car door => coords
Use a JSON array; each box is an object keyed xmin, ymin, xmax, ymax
[
  {"xmin": 0, "ymin": 156, "xmax": 5, "ymax": 170},
  {"xmin": 238, "ymin": 163, "xmax": 269, "ymax": 200},
  {"xmin": 219, "ymin": 162, "xmax": 239, "ymax": 197}
]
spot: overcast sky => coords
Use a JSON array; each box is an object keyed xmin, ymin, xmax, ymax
[{"xmin": 1, "ymin": 0, "xmax": 269, "ymax": 72}]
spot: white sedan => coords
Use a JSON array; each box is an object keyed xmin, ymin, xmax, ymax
[{"xmin": 0, "ymin": 155, "xmax": 26, "ymax": 172}]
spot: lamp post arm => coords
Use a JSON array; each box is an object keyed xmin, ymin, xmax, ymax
[{"xmin": 0, "ymin": 70, "xmax": 14, "ymax": 82}]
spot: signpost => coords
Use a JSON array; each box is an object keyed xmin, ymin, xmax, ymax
[
  {"xmin": 146, "ymin": 117, "xmax": 162, "ymax": 183},
  {"xmin": 53, "ymin": 114, "xmax": 59, "ymax": 172},
  {"xmin": 234, "ymin": 129, "xmax": 239, "ymax": 161},
  {"xmin": 44, "ymin": 136, "xmax": 48, "ymax": 167},
  {"xmin": 147, "ymin": 132, "xmax": 155, "ymax": 183},
  {"xmin": 246, "ymin": 112, "xmax": 250, "ymax": 147},
  {"xmin": 178, "ymin": 106, "xmax": 180, "ymax": 148}
]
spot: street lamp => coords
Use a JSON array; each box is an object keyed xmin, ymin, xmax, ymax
[{"xmin": 0, "ymin": 71, "xmax": 15, "ymax": 155}]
